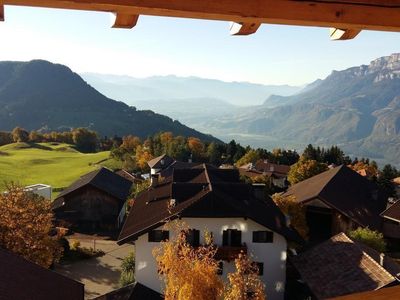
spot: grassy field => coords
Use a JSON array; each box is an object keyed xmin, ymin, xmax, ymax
[{"xmin": 0, "ymin": 142, "xmax": 110, "ymax": 198}]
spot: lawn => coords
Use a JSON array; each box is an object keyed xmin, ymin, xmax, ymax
[{"xmin": 0, "ymin": 142, "xmax": 110, "ymax": 198}]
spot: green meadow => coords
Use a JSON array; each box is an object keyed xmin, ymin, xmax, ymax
[{"xmin": 0, "ymin": 142, "xmax": 110, "ymax": 198}]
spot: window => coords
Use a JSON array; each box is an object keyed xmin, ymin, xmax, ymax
[
  {"xmin": 217, "ymin": 261, "xmax": 223, "ymax": 275},
  {"xmin": 254, "ymin": 262, "xmax": 264, "ymax": 276},
  {"xmin": 252, "ymin": 231, "xmax": 273, "ymax": 243},
  {"xmin": 185, "ymin": 229, "xmax": 200, "ymax": 247},
  {"xmin": 148, "ymin": 230, "xmax": 169, "ymax": 242},
  {"xmin": 222, "ymin": 229, "xmax": 242, "ymax": 246}
]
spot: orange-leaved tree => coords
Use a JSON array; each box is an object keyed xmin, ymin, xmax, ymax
[
  {"xmin": 0, "ymin": 184, "xmax": 62, "ymax": 267},
  {"xmin": 224, "ymin": 253, "xmax": 266, "ymax": 300},
  {"xmin": 153, "ymin": 223, "xmax": 224, "ymax": 300},
  {"xmin": 153, "ymin": 222, "xmax": 267, "ymax": 300}
]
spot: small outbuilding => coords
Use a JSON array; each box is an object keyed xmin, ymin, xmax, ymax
[{"xmin": 52, "ymin": 167, "xmax": 132, "ymax": 231}]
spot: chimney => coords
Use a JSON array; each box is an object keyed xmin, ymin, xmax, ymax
[
  {"xmin": 151, "ymin": 174, "xmax": 159, "ymax": 186},
  {"xmin": 380, "ymin": 253, "xmax": 385, "ymax": 267}
]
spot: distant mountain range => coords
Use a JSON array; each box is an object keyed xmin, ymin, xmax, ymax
[
  {"xmin": 81, "ymin": 73, "xmax": 302, "ymax": 107},
  {"xmin": 203, "ymin": 53, "xmax": 400, "ymax": 166},
  {"xmin": 0, "ymin": 60, "xmax": 219, "ymax": 142}
]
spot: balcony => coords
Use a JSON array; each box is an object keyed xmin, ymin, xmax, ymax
[{"xmin": 214, "ymin": 243, "xmax": 247, "ymax": 261}]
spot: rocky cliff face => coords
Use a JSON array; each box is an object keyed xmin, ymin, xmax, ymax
[{"xmin": 204, "ymin": 53, "xmax": 400, "ymax": 166}]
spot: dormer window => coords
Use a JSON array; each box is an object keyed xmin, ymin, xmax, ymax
[
  {"xmin": 148, "ymin": 230, "xmax": 169, "ymax": 242},
  {"xmin": 222, "ymin": 229, "xmax": 242, "ymax": 246}
]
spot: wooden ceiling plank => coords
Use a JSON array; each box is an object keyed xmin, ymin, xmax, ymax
[
  {"xmin": 330, "ymin": 28, "xmax": 362, "ymax": 40},
  {"xmin": 2, "ymin": 0, "xmax": 400, "ymax": 32},
  {"xmin": 112, "ymin": 13, "xmax": 138, "ymax": 29},
  {"xmin": 230, "ymin": 22, "xmax": 261, "ymax": 35}
]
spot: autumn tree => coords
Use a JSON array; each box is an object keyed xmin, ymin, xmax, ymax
[
  {"xmin": 12, "ymin": 127, "xmax": 29, "ymax": 143},
  {"xmin": 28, "ymin": 130, "xmax": 44, "ymax": 143},
  {"xmin": 154, "ymin": 222, "xmax": 267, "ymax": 300},
  {"xmin": 272, "ymin": 193, "xmax": 308, "ymax": 240},
  {"xmin": 121, "ymin": 135, "xmax": 141, "ymax": 153},
  {"xmin": 288, "ymin": 156, "xmax": 328, "ymax": 185},
  {"xmin": 153, "ymin": 224, "xmax": 224, "ymax": 300},
  {"xmin": 224, "ymin": 253, "xmax": 266, "ymax": 300},
  {"xmin": 135, "ymin": 144, "xmax": 153, "ymax": 171},
  {"xmin": 0, "ymin": 185, "xmax": 62, "ymax": 268}
]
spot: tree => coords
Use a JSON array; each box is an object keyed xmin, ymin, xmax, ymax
[
  {"xmin": 72, "ymin": 128, "xmax": 98, "ymax": 152},
  {"xmin": 272, "ymin": 193, "xmax": 308, "ymax": 240},
  {"xmin": 11, "ymin": 127, "xmax": 29, "ymax": 143},
  {"xmin": 153, "ymin": 222, "xmax": 267, "ymax": 300},
  {"xmin": 348, "ymin": 227, "xmax": 386, "ymax": 252},
  {"xmin": 0, "ymin": 131, "xmax": 13, "ymax": 146},
  {"xmin": 224, "ymin": 253, "xmax": 266, "ymax": 300},
  {"xmin": 187, "ymin": 137, "xmax": 205, "ymax": 160},
  {"xmin": 0, "ymin": 185, "xmax": 62, "ymax": 267},
  {"xmin": 121, "ymin": 135, "xmax": 141, "ymax": 153},
  {"xmin": 120, "ymin": 251, "xmax": 135, "ymax": 287},
  {"xmin": 235, "ymin": 149, "xmax": 261, "ymax": 167},
  {"xmin": 153, "ymin": 224, "xmax": 223, "ymax": 300},
  {"xmin": 28, "ymin": 130, "xmax": 43, "ymax": 143},
  {"xmin": 135, "ymin": 145, "xmax": 153, "ymax": 171},
  {"xmin": 288, "ymin": 157, "xmax": 328, "ymax": 185}
]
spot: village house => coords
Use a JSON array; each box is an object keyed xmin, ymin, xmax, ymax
[
  {"xmin": 0, "ymin": 248, "xmax": 84, "ymax": 300},
  {"xmin": 117, "ymin": 164, "xmax": 301, "ymax": 300},
  {"xmin": 24, "ymin": 183, "xmax": 52, "ymax": 199},
  {"xmin": 380, "ymin": 199, "xmax": 400, "ymax": 241},
  {"xmin": 291, "ymin": 232, "xmax": 400, "ymax": 299},
  {"xmin": 52, "ymin": 167, "xmax": 132, "ymax": 231},
  {"xmin": 282, "ymin": 165, "xmax": 387, "ymax": 241},
  {"xmin": 93, "ymin": 282, "xmax": 163, "ymax": 300},
  {"xmin": 115, "ymin": 169, "xmax": 144, "ymax": 184},
  {"xmin": 330, "ymin": 285, "xmax": 400, "ymax": 300},
  {"xmin": 239, "ymin": 160, "xmax": 290, "ymax": 188}
]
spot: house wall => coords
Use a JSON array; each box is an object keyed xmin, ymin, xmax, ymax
[
  {"xmin": 135, "ymin": 217, "xmax": 287, "ymax": 300},
  {"xmin": 58, "ymin": 186, "xmax": 122, "ymax": 230}
]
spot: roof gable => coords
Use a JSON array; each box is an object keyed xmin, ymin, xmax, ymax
[
  {"xmin": 55, "ymin": 167, "xmax": 133, "ymax": 204},
  {"xmin": 283, "ymin": 165, "xmax": 386, "ymax": 229},
  {"xmin": 381, "ymin": 200, "xmax": 400, "ymax": 223},
  {"xmin": 291, "ymin": 232, "xmax": 400, "ymax": 299},
  {"xmin": 118, "ymin": 164, "xmax": 302, "ymax": 244}
]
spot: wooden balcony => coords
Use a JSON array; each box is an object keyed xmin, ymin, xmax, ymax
[{"xmin": 215, "ymin": 243, "xmax": 247, "ymax": 261}]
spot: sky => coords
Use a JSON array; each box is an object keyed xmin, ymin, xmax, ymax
[{"xmin": 1, "ymin": 5, "xmax": 400, "ymax": 86}]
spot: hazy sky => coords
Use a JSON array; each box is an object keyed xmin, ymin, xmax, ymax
[{"xmin": 1, "ymin": 5, "xmax": 400, "ymax": 86}]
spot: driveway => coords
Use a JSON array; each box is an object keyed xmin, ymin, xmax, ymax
[{"xmin": 55, "ymin": 236, "xmax": 134, "ymax": 299}]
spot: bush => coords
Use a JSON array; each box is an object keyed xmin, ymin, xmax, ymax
[
  {"xmin": 120, "ymin": 251, "xmax": 135, "ymax": 287},
  {"xmin": 69, "ymin": 239, "xmax": 80, "ymax": 251},
  {"xmin": 348, "ymin": 227, "xmax": 386, "ymax": 252}
]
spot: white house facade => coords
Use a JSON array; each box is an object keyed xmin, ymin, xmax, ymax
[{"xmin": 135, "ymin": 217, "xmax": 287, "ymax": 300}]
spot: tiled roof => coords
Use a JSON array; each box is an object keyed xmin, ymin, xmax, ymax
[
  {"xmin": 254, "ymin": 160, "xmax": 290, "ymax": 176},
  {"xmin": 53, "ymin": 167, "xmax": 132, "ymax": 209},
  {"xmin": 93, "ymin": 282, "xmax": 162, "ymax": 300},
  {"xmin": 291, "ymin": 233, "xmax": 400, "ymax": 299},
  {"xmin": 147, "ymin": 154, "xmax": 175, "ymax": 169},
  {"xmin": 282, "ymin": 165, "xmax": 386, "ymax": 230},
  {"xmin": 0, "ymin": 248, "xmax": 84, "ymax": 300},
  {"xmin": 118, "ymin": 164, "xmax": 302, "ymax": 244},
  {"xmin": 328, "ymin": 285, "xmax": 400, "ymax": 300},
  {"xmin": 381, "ymin": 200, "xmax": 400, "ymax": 222}
]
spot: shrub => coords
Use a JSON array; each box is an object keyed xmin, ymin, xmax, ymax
[
  {"xmin": 120, "ymin": 251, "xmax": 135, "ymax": 287},
  {"xmin": 69, "ymin": 239, "xmax": 81, "ymax": 251},
  {"xmin": 348, "ymin": 227, "xmax": 386, "ymax": 252}
]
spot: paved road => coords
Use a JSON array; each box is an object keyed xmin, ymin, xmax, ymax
[{"xmin": 55, "ymin": 238, "xmax": 134, "ymax": 299}]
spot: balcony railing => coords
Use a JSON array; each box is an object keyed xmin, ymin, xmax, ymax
[{"xmin": 214, "ymin": 243, "xmax": 247, "ymax": 261}]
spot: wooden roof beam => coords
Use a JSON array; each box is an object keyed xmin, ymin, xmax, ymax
[
  {"xmin": 230, "ymin": 22, "xmax": 261, "ymax": 35},
  {"xmin": 2, "ymin": 0, "xmax": 400, "ymax": 36},
  {"xmin": 330, "ymin": 28, "xmax": 361, "ymax": 40},
  {"xmin": 112, "ymin": 13, "xmax": 139, "ymax": 29},
  {"xmin": 0, "ymin": 5, "xmax": 4, "ymax": 21}
]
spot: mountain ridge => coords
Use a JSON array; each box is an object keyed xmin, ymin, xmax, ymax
[{"xmin": 0, "ymin": 60, "xmax": 220, "ymax": 142}]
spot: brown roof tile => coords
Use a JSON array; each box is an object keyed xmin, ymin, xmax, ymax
[
  {"xmin": 381, "ymin": 200, "xmax": 400, "ymax": 223},
  {"xmin": 291, "ymin": 233, "xmax": 400, "ymax": 299},
  {"xmin": 118, "ymin": 164, "xmax": 302, "ymax": 244},
  {"xmin": 282, "ymin": 165, "xmax": 386, "ymax": 230},
  {"xmin": 328, "ymin": 285, "xmax": 400, "ymax": 300},
  {"xmin": 0, "ymin": 248, "xmax": 84, "ymax": 300}
]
